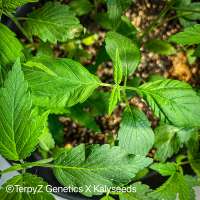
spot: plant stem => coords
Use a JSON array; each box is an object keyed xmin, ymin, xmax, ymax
[
  {"xmin": 172, "ymin": 7, "xmax": 200, "ymax": 14},
  {"xmin": 0, "ymin": 158, "xmax": 54, "ymax": 176},
  {"xmin": 1, "ymin": 159, "xmax": 116, "ymax": 175},
  {"xmin": 180, "ymin": 161, "xmax": 190, "ymax": 165},
  {"xmin": 20, "ymin": 160, "xmax": 26, "ymax": 174},
  {"xmin": 100, "ymin": 82, "xmax": 114, "ymax": 88},
  {"xmin": 122, "ymin": 66, "xmax": 131, "ymax": 110},
  {"xmin": 163, "ymin": 12, "xmax": 195, "ymax": 23},
  {"xmin": 16, "ymin": 17, "xmax": 29, "ymax": 21},
  {"xmin": 5, "ymin": 13, "xmax": 32, "ymax": 42},
  {"xmin": 100, "ymin": 82, "xmax": 139, "ymax": 93}
]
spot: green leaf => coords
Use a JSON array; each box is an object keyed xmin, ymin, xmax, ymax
[
  {"xmin": 69, "ymin": 0, "xmax": 93, "ymax": 16},
  {"xmin": 184, "ymin": 175, "xmax": 200, "ymax": 200},
  {"xmin": 68, "ymin": 106, "xmax": 100, "ymax": 132},
  {"xmin": 48, "ymin": 115, "xmax": 65, "ymax": 146},
  {"xmin": 155, "ymin": 126, "xmax": 180, "ymax": 162},
  {"xmin": 96, "ymin": 12, "xmax": 113, "ymax": 30},
  {"xmin": 23, "ymin": 57, "xmax": 101, "ymax": 109},
  {"xmin": 25, "ymin": 2, "xmax": 82, "ymax": 44},
  {"xmin": 0, "ymin": 173, "xmax": 54, "ymax": 199},
  {"xmin": 139, "ymin": 79, "xmax": 200, "ymax": 127},
  {"xmin": 193, "ymin": 44, "xmax": 200, "ymax": 57},
  {"xmin": 39, "ymin": 126, "xmax": 55, "ymax": 152},
  {"xmin": 186, "ymin": 130, "xmax": 199, "ymax": 155},
  {"xmin": 150, "ymin": 163, "xmax": 177, "ymax": 176},
  {"xmin": 118, "ymin": 106, "xmax": 154, "ymax": 155},
  {"xmin": 54, "ymin": 144, "xmax": 152, "ymax": 196},
  {"xmin": 0, "ymin": 23, "xmax": 23, "ymax": 66},
  {"xmin": 105, "ymin": 31, "xmax": 140, "ymax": 75},
  {"xmin": 177, "ymin": 3, "xmax": 200, "ymax": 21},
  {"xmin": 174, "ymin": 0, "xmax": 191, "ymax": 7},
  {"xmin": 188, "ymin": 133, "xmax": 200, "ymax": 177},
  {"xmin": 0, "ymin": 0, "xmax": 38, "ymax": 13},
  {"xmin": 114, "ymin": 49, "xmax": 123, "ymax": 84},
  {"xmin": 189, "ymin": 153, "xmax": 200, "ymax": 177},
  {"xmin": 106, "ymin": 0, "xmax": 132, "ymax": 28},
  {"xmin": 36, "ymin": 42, "xmax": 54, "ymax": 58},
  {"xmin": 0, "ymin": 64, "xmax": 6, "ymax": 86},
  {"xmin": 154, "ymin": 124, "xmax": 197, "ymax": 163},
  {"xmin": 82, "ymin": 91, "xmax": 110, "ymax": 116},
  {"xmin": 169, "ymin": 24, "xmax": 200, "ymax": 45},
  {"xmin": 119, "ymin": 182, "xmax": 153, "ymax": 200},
  {"xmin": 145, "ymin": 39, "xmax": 176, "ymax": 56},
  {"xmin": 116, "ymin": 16, "xmax": 138, "ymax": 42},
  {"xmin": 108, "ymin": 85, "xmax": 121, "ymax": 115},
  {"xmin": 0, "ymin": 59, "xmax": 48, "ymax": 161},
  {"xmin": 82, "ymin": 34, "xmax": 98, "ymax": 46},
  {"xmin": 149, "ymin": 173, "xmax": 196, "ymax": 200},
  {"xmin": 101, "ymin": 196, "xmax": 115, "ymax": 200},
  {"xmin": 186, "ymin": 49, "xmax": 196, "ymax": 65}
]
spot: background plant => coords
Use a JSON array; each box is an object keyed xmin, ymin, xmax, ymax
[{"xmin": 0, "ymin": 0, "xmax": 200, "ymax": 200}]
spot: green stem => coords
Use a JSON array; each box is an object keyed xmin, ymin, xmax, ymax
[
  {"xmin": 5, "ymin": 13, "xmax": 32, "ymax": 42},
  {"xmin": 172, "ymin": 7, "xmax": 200, "ymax": 13},
  {"xmin": 122, "ymin": 67, "xmax": 131, "ymax": 110},
  {"xmin": 100, "ymin": 82, "xmax": 139, "ymax": 92},
  {"xmin": 100, "ymin": 82, "xmax": 114, "ymax": 88},
  {"xmin": 180, "ymin": 161, "xmax": 190, "ymax": 165},
  {"xmin": 20, "ymin": 160, "xmax": 26, "ymax": 174},
  {"xmin": 0, "ymin": 158, "xmax": 53, "ymax": 176},
  {"xmin": 163, "ymin": 12, "xmax": 195, "ymax": 23}
]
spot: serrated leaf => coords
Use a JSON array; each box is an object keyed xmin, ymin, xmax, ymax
[
  {"xmin": 106, "ymin": 0, "xmax": 132, "ymax": 28},
  {"xmin": 0, "ymin": 173, "xmax": 54, "ymax": 199},
  {"xmin": 154, "ymin": 124, "xmax": 197, "ymax": 162},
  {"xmin": 118, "ymin": 106, "xmax": 154, "ymax": 155},
  {"xmin": 149, "ymin": 173, "xmax": 195, "ymax": 200},
  {"xmin": 54, "ymin": 144, "xmax": 152, "ymax": 196},
  {"xmin": 145, "ymin": 39, "xmax": 176, "ymax": 56},
  {"xmin": 105, "ymin": 31, "xmax": 140, "ymax": 75},
  {"xmin": 150, "ymin": 162, "xmax": 177, "ymax": 176},
  {"xmin": 0, "ymin": 59, "xmax": 48, "ymax": 161},
  {"xmin": 24, "ymin": 2, "xmax": 82, "ymax": 44},
  {"xmin": 23, "ymin": 57, "xmax": 101, "ymax": 109},
  {"xmin": 169, "ymin": 24, "xmax": 200, "ymax": 45},
  {"xmin": 119, "ymin": 182, "xmax": 153, "ymax": 200},
  {"xmin": 0, "ymin": 23, "xmax": 23, "ymax": 66},
  {"xmin": 0, "ymin": 0, "xmax": 38, "ymax": 13},
  {"xmin": 108, "ymin": 85, "xmax": 121, "ymax": 115},
  {"xmin": 69, "ymin": 0, "xmax": 93, "ymax": 16},
  {"xmin": 139, "ymin": 79, "xmax": 200, "ymax": 127}
]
